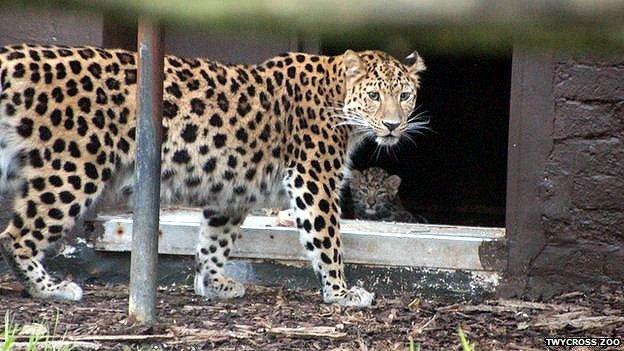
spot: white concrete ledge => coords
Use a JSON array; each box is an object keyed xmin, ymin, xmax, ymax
[{"xmin": 93, "ymin": 208, "xmax": 505, "ymax": 271}]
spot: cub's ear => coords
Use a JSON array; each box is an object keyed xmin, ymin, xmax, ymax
[
  {"xmin": 343, "ymin": 50, "xmax": 366, "ymax": 85},
  {"xmin": 405, "ymin": 51, "xmax": 426, "ymax": 83},
  {"xmin": 349, "ymin": 169, "xmax": 363, "ymax": 188},
  {"xmin": 384, "ymin": 174, "xmax": 402, "ymax": 196}
]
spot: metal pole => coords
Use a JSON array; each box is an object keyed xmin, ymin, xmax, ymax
[{"xmin": 128, "ymin": 18, "xmax": 164, "ymax": 325}]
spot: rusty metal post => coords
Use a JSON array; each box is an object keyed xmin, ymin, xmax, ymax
[{"xmin": 128, "ymin": 18, "xmax": 164, "ymax": 325}]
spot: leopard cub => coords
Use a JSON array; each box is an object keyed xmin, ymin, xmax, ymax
[{"xmin": 349, "ymin": 167, "xmax": 426, "ymax": 223}]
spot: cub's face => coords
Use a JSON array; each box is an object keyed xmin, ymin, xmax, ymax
[
  {"xmin": 350, "ymin": 167, "xmax": 402, "ymax": 217},
  {"xmin": 341, "ymin": 50, "xmax": 426, "ymax": 146}
]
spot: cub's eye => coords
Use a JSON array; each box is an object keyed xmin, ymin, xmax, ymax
[
  {"xmin": 400, "ymin": 92, "xmax": 411, "ymax": 101},
  {"xmin": 368, "ymin": 92, "xmax": 380, "ymax": 101}
]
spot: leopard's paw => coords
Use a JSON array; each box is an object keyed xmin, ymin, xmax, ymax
[
  {"xmin": 28, "ymin": 280, "xmax": 83, "ymax": 301},
  {"xmin": 195, "ymin": 274, "xmax": 245, "ymax": 300},
  {"xmin": 324, "ymin": 286, "xmax": 375, "ymax": 307}
]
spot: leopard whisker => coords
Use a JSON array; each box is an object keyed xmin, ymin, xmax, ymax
[
  {"xmin": 407, "ymin": 111, "xmax": 430, "ymax": 124},
  {"xmin": 373, "ymin": 143, "xmax": 386, "ymax": 162},
  {"xmin": 335, "ymin": 121, "xmax": 369, "ymax": 128},
  {"xmin": 330, "ymin": 115, "xmax": 366, "ymax": 122},
  {"xmin": 406, "ymin": 119, "xmax": 432, "ymax": 135},
  {"xmin": 350, "ymin": 126, "xmax": 371, "ymax": 134},
  {"xmin": 328, "ymin": 111, "xmax": 366, "ymax": 121},
  {"xmin": 388, "ymin": 144, "xmax": 399, "ymax": 161},
  {"xmin": 400, "ymin": 134, "xmax": 419, "ymax": 148},
  {"xmin": 407, "ymin": 108, "xmax": 430, "ymax": 125}
]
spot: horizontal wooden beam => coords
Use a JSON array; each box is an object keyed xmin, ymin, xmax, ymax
[
  {"xmin": 7, "ymin": 0, "xmax": 624, "ymax": 50},
  {"xmin": 92, "ymin": 209, "xmax": 505, "ymax": 271},
  {"xmin": 25, "ymin": 0, "xmax": 624, "ymax": 27}
]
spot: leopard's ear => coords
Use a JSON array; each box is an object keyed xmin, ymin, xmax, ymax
[
  {"xmin": 384, "ymin": 174, "xmax": 402, "ymax": 196},
  {"xmin": 343, "ymin": 50, "xmax": 366, "ymax": 85},
  {"xmin": 405, "ymin": 51, "xmax": 426, "ymax": 82},
  {"xmin": 349, "ymin": 169, "xmax": 363, "ymax": 188}
]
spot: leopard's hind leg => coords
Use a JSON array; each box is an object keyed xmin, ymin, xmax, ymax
[
  {"xmin": 0, "ymin": 154, "xmax": 114, "ymax": 301},
  {"xmin": 0, "ymin": 196, "xmax": 83, "ymax": 301},
  {"xmin": 194, "ymin": 208, "xmax": 247, "ymax": 300}
]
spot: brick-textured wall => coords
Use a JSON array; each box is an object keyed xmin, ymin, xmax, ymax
[{"xmin": 533, "ymin": 55, "xmax": 624, "ymax": 296}]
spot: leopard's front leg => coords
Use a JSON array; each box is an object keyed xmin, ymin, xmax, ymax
[{"xmin": 286, "ymin": 172, "xmax": 375, "ymax": 307}]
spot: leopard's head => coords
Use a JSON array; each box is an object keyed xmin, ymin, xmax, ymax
[{"xmin": 340, "ymin": 50, "xmax": 427, "ymax": 146}]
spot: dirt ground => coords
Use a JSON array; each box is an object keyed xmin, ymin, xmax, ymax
[{"xmin": 1, "ymin": 274, "xmax": 623, "ymax": 350}]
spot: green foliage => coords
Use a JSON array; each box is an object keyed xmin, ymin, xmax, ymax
[
  {"xmin": 406, "ymin": 325, "xmax": 475, "ymax": 351},
  {"xmin": 457, "ymin": 325, "xmax": 475, "ymax": 351},
  {"xmin": 0, "ymin": 310, "xmax": 73, "ymax": 351},
  {"xmin": 409, "ymin": 336, "xmax": 420, "ymax": 351},
  {"xmin": 27, "ymin": 331, "xmax": 42, "ymax": 351},
  {"xmin": 2, "ymin": 311, "xmax": 19, "ymax": 351},
  {"xmin": 1, "ymin": 314, "xmax": 16, "ymax": 351}
]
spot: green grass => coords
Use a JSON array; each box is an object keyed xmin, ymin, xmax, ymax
[
  {"xmin": 27, "ymin": 331, "xmax": 43, "ymax": 351},
  {"xmin": 407, "ymin": 325, "xmax": 475, "ymax": 350},
  {"xmin": 2, "ymin": 312, "xmax": 18, "ymax": 351},
  {"xmin": 0, "ymin": 310, "xmax": 73, "ymax": 351},
  {"xmin": 409, "ymin": 336, "xmax": 420, "ymax": 351},
  {"xmin": 457, "ymin": 325, "xmax": 475, "ymax": 351}
]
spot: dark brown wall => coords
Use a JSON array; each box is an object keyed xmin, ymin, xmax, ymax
[
  {"xmin": 165, "ymin": 28, "xmax": 296, "ymax": 63},
  {"xmin": 504, "ymin": 50, "xmax": 624, "ymax": 298},
  {"xmin": 0, "ymin": 7, "xmax": 104, "ymax": 46},
  {"xmin": 102, "ymin": 18, "xmax": 301, "ymax": 63}
]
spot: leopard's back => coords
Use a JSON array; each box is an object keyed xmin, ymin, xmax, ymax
[
  {"xmin": 0, "ymin": 44, "xmax": 294, "ymax": 212},
  {"xmin": 0, "ymin": 44, "xmax": 139, "ymax": 196}
]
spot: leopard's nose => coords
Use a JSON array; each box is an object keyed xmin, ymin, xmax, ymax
[{"xmin": 382, "ymin": 121, "xmax": 400, "ymax": 131}]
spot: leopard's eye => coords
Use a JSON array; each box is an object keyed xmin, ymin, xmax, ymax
[
  {"xmin": 400, "ymin": 92, "xmax": 411, "ymax": 101},
  {"xmin": 368, "ymin": 92, "xmax": 380, "ymax": 101}
]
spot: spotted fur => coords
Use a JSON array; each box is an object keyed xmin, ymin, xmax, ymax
[
  {"xmin": 0, "ymin": 44, "xmax": 425, "ymax": 306},
  {"xmin": 349, "ymin": 167, "xmax": 424, "ymax": 223}
]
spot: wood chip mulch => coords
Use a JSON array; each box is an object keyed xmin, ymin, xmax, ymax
[{"xmin": 1, "ymin": 274, "xmax": 623, "ymax": 350}]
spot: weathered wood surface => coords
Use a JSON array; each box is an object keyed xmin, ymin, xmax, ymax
[
  {"xmin": 7, "ymin": 0, "xmax": 624, "ymax": 50},
  {"xmin": 93, "ymin": 209, "xmax": 504, "ymax": 271}
]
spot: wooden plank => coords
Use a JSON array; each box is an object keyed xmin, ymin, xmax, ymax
[
  {"xmin": 501, "ymin": 48, "xmax": 554, "ymax": 296},
  {"xmin": 93, "ymin": 209, "xmax": 504, "ymax": 271}
]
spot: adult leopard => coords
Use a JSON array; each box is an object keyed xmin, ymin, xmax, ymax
[{"xmin": 0, "ymin": 44, "xmax": 426, "ymax": 306}]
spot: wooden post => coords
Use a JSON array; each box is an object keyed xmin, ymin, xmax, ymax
[
  {"xmin": 128, "ymin": 18, "xmax": 164, "ymax": 325},
  {"xmin": 499, "ymin": 47, "xmax": 553, "ymax": 297}
]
